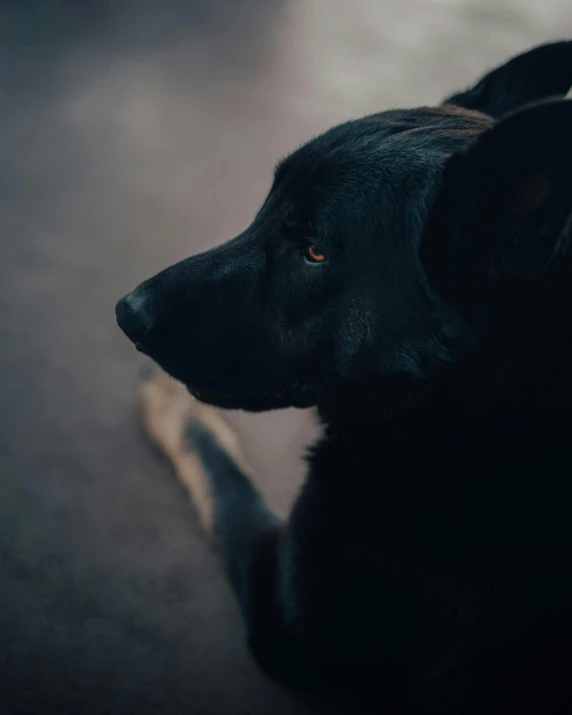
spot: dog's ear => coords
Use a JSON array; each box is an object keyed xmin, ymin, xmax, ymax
[
  {"xmin": 444, "ymin": 41, "xmax": 572, "ymax": 118},
  {"xmin": 428, "ymin": 100, "xmax": 572, "ymax": 294}
]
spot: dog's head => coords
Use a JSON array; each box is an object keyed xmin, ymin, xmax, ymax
[{"xmin": 117, "ymin": 42, "xmax": 572, "ymax": 414}]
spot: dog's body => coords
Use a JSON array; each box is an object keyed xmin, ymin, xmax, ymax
[{"xmin": 117, "ymin": 42, "xmax": 572, "ymax": 713}]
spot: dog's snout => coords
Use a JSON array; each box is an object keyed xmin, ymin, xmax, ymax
[{"xmin": 116, "ymin": 289, "xmax": 154, "ymax": 347}]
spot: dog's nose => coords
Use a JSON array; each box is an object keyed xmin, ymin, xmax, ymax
[{"xmin": 115, "ymin": 289, "xmax": 154, "ymax": 346}]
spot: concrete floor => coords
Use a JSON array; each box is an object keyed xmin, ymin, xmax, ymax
[{"xmin": 1, "ymin": 1, "xmax": 571, "ymax": 713}]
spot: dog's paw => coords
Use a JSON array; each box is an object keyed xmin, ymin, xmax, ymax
[
  {"xmin": 139, "ymin": 364, "xmax": 195, "ymax": 459},
  {"xmin": 138, "ymin": 363, "xmax": 251, "ymax": 531}
]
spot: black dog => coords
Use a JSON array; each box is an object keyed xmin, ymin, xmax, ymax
[{"xmin": 117, "ymin": 42, "xmax": 572, "ymax": 714}]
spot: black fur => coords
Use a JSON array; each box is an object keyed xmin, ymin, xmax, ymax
[{"xmin": 117, "ymin": 43, "xmax": 572, "ymax": 713}]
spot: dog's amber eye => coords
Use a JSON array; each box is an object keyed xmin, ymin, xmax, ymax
[{"xmin": 304, "ymin": 245, "xmax": 326, "ymax": 263}]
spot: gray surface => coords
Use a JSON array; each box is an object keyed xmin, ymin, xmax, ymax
[{"xmin": 1, "ymin": 1, "xmax": 571, "ymax": 713}]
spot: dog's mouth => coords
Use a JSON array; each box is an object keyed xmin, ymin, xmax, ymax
[
  {"xmin": 187, "ymin": 383, "xmax": 317, "ymax": 411},
  {"xmin": 140, "ymin": 350, "xmax": 322, "ymax": 412}
]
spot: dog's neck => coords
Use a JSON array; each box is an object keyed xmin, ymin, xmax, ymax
[{"xmin": 319, "ymin": 267, "xmax": 572, "ymax": 437}]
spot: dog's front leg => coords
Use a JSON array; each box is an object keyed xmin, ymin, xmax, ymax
[{"xmin": 139, "ymin": 367, "xmax": 321, "ymax": 690}]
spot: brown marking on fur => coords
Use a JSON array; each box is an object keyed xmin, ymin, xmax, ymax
[
  {"xmin": 424, "ymin": 104, "xmax": 491, "ymax": 121},
  {"xmin": 139, "ymin": 367, "xmax": 254, "ymax": 533},
  {"xmin": 363, "ymin": 105, "xmax": 490, "ymax": 124}
]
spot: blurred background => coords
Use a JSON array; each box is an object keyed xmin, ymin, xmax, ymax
[{"xmin": 1, "ymin": 1, "xmax": 571, "ymax": 713}]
